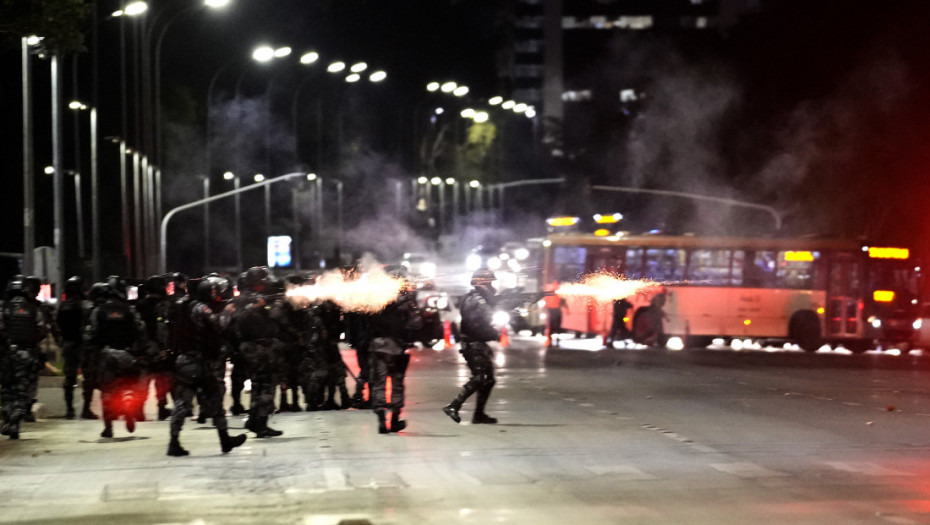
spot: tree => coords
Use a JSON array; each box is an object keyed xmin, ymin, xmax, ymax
[{"xmin": 0, "ymin": 0, "xmax": 89, "ymax": 54}]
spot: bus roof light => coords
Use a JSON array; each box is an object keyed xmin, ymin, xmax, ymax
[{"xmin": 873, "ymin": 290, "xmax": 895, "ymax": 302}]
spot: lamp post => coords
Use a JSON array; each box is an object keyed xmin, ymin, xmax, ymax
[
  {"xmin": 22, "ymin": 36, "xmax": 38, "ymax": 276},
  {"xmin": 160, "ymin": 172, "xmax": 306, "ymax": 274},
  {"xmin": 202, "ymin": 176, "xmax": 210, "ymax": 272},
  {"xmin": 223, "ymin": 171, "xmax": 242, "ymax": 270}
]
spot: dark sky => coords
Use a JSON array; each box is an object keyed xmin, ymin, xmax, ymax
[{"xmin": 2, "ymin": 0, "xmax": 930, "ymax": 279}]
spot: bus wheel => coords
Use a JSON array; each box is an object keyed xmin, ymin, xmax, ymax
[{"xmin": 790, "ymin": 311, "xmax": 822, "ymax": 352}]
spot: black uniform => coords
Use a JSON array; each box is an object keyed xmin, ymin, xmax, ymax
[
  {"xmin": 57, "ymin": 277, "xmax": 93, "ymax": 419},
  {"xmin": 368, "ymin": 289, "xmax": 423, "ymax": 433},
  {"xmin": 443, "ymin": 273, "xmax": 500, "ymax": 425},
  {"xmin": 84, "ymin": 283, "xmax": 147, "ymax": 438},
  {"xmin": 344, "ymin": 309, "xmax": 373, "ymax": 408},
  {"xmin": 137, "ymin": 276, "xmax": 174, "ymax": 421},
  {"xmin": 0, "ymin": 277, "xmax": 51, "ymax": 439},
  {"xmin": 167, "ymin": 276, "xmax": 246, "ymax": 456},
  {"xmin": 231, "ymin": 270, "xmax": 286, "ymax": 438}
]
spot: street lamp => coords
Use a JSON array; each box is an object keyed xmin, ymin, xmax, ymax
[
  {"xmin": 69, "ymin": 100, "xmax": 99, "ymax": 277},
  {"xmin": 223, "ymin": 171, "xmax": 242, "ymax": 270},
  {"xmin": 202, "ymin": 176, "xmax": 210, "ymax": 272}
]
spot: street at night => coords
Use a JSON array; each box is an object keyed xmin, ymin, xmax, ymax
[{"xmin": 4, "ymin": 338, "xmax": 930, "ymax": 525}]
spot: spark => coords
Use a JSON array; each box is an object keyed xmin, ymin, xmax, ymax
[
  {"xmin": 286, "ymin": 266, "xmax": 404, "ymax": 313},
  {"xmin": 556, "ymin": 271, "xmax": 662, "ymax": 303}
]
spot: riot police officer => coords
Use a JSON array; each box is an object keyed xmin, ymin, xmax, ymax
[
  {"xmin": 368, "ymin": 267, "xmax": 423, "ymax": 433},
  {"xmin": 137, "ymin": 275, "xmax": 174, "ymax": 421},
  {"xmin": 0, "ymin": 275, "xmax": 51, "ymax": 439},
  {"xmin": 84, "ymin": 276, "xmax": 148, "ymax": 438},
  {"xmin": 232, "ymin": 266, "xmax": 285, "ymax": 438},
  {"xmin": 443, "ymin": 268, "xmax": 500, "ymax": 425},
  {"xmin": 57, "ymin": 276, "xmax": 92, "ymax": 419},
  {"xmin": 167, "ymin": 275, "xmax": 247, "ymax": 456}
]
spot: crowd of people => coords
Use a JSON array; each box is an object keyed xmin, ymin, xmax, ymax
[{"xmin": 0, "ymin": 266, "xmax": 504, "ymax": 455}]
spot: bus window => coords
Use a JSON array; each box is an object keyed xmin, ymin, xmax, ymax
[
  {"xmin": 687, "ymin": 249, "xmax": 732, "ymax": 285},
  {"xmin": 775, "ymin": 251, "xmax": 817, "ymax": 289},
  {"xmin": 643, "ymin": 248, "xmax": 685, "ymax": 282},
  {"xmin": 589, "ymin": 246, "xmax": 625, "ymax": 276},
  {"xmin": 625, "ymin": 248, "xmax": 645, "ymax": 278},
  {"xmin": 738, "ymin": 250, "xmax": 776, "ymax": 287},
  {"xmin": 552, "ymin": 246, "xmax": 587, "ymax": 282}
]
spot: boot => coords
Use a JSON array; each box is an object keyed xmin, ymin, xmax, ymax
[
  {"xmin": 101, "ymin": 422, "xmax": 113, "ymax": 439},
  {"xmin": 375, "ymin": 409, "xmax": 389, "ymax": 434},
  {"xmin": 442, "ymin": 403, "xmax": 462, "ymax": 424},
  {"xmin": 80, "ymin": 398, "xmax": 99, "ymax": 420},
  {"xmin": 253, "ymin": 416, "xmax": 283, "ymax": 438},
  {"xmin": 339, "ymin": 386, "xmax": 352, "ymax": 410},
  {"xmin": 230, "ymin": 402, "xmax": 246, "ymax": 416},
  {"xmin": 125, "ymin": 414, "xmax": 136, "ymax": 433},
  {"xmin": 218, "ymin": 428, "xmax": 247, "ymax": 453},
  {"xmin": 472, "ymin": 412, "xmax": 498, "ymax": 424},
  {"xmin": 472, "ymin": 395, "xmax": 497, "ymax": 424},
  {"xmin": 167, "ymin": 436, "xmax": 189, "ymax": 457},
  {"xmin": 23, "ymin": 401, "xmax": 36, "ymax": 423},
  {"xmin": 1, "ymin": 415, "xmax": 20, "ymax": 439},
  {"xmin": 390, "ymin": 409, "xmax": 406, "ymax": 433},
  {"xmin": 65, "ymin": 387, "xmax": 75, "ymax": 419}
]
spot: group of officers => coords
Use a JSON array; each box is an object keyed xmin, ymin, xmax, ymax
[{"xmin": 0, "ymin": 265, "xmax": 504, "ymax": 456}]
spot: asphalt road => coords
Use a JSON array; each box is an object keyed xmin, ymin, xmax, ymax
[{"xmin": 3, "ymin": 336, "xmax": 930, "ymax": 525}]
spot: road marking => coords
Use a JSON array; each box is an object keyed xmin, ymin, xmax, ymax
[
  {"xmin": 824, "ymin": 462, "xmax": 915, "ymax": 476},
  {"xmin": 586, "ymin": 465, "xmax": 657, "ymax": 480},
  {"xmin": 710, "ymin": 462, "xmax": 787, "ymax": 478}
]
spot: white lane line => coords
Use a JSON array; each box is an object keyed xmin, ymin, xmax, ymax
[
  {"xmin": 710, "ymin": 462, "xmax": 787, "ymax": 478},
  {"xmin": 824, "ymin": 462, "xmax": 915, "ymax": 476}
]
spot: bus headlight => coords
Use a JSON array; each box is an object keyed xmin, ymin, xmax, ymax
[
  {"xmin": 913, "ymin": 318, "xmax": 923, "ymax": 330},
  {"xmin": 868, "ymin": 316, "xmax": 882, "ymax": 329}
]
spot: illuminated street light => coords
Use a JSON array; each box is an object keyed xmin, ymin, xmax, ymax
[
  {"xmin": 369, "ymin": 70, "xmax": 387, "ymax": 82},
  {"xmin": 426, "ymin": 82, "xmax": 440, "ymax": 92},
  {"xmin": 345, "ymin": 73, "xmax": 360, "ymax": 83},
  {"xmin": 26, "ymin": 35, "xmax": 42, "ymax": 45},
  {"xmin": 327, "ymin": 61, "xmax": 346, "ymax": 73},
  {"xmin": 469, "ymin": 180, "xmax": 480, "ymax": 188},
  {"xmin": 513, "ymin": 103, "xmax": 527, "ymax": 113},
  {"xmin": 460, "ymin": 108, "xmax": 475, "ymax": 119},
  {"xmin": 440, "ymin": 81, "xmax": 456, "ymax": 93},
  {"xmin": 120, "ymin": 1, "xmax": 148, "ymax": 17},
  {"xmin": 205, "ymin": 0, "xmax": 230, "ymax": 6},
  {"xmin": 306, "ymin": 173, "xmax": 317, "ymax": 181},
  {"xmin": 252, "ymin": 45, "xmax": 275, "ymax": 62},
  {"xmin": 453, "ymin": 85, "xmax": 469, "ymax": 97},
  {"xmin": 417, "ymin": 176, "xmax": 428, "ymax": 184},
  {"xmin": 273, "ymin": 46, "xmax": 291, "ymax": 58},
  {"xmin": 254, "ymin": 173, "xmax": 265, "ymax": 182},
  {"xmin": 350, "ymin": 62, "xmax": 367, "ymax": 73},
  {"xmin": 445, "ymin": 178, "xmax": 455, "ymax": 185},
  {"xmin": 300, "ymin": 51, "xmax": 319, "ymax": 64},
  {"xmin": 489, "ymin": 96, "xmax": 503, "ymax": 105},
  {"xmin": 501, "ymin": 100, "xmax": 515, "ymax": 110},
  {"xmin": 431, "ymin": 177, "xmax": 442, "ymax": 185},
  {"xmin": 434, "ymin": 107, "xmax": 444, "ymax": 115},
  {"xmin": 223, "ymin": 171, "xmax": 235, "ymax": 180},
  {"xmin": 474, "ymin": 111, "xmax": 489, "ymax": 123},
  {"xmin": 525, "ymin": 107, "xmax": 537, "ymax": 118}
]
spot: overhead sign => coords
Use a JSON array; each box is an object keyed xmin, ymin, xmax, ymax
[{"xmin": 267, "ymin": 236, "xmax": 292, "ymax": 268}]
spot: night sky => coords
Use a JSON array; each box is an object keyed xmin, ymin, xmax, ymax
[{"xmin": 2, "ymin": 0, "xmax": 930, "ymax": 281}]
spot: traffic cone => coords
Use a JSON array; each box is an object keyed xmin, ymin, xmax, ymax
[
  {"xmin": 500, "ymin": 325, "xmax": 510, "ymax": 348},
  {"xmin": 443, "ymin": 320, "xmax": 453, "ymax": 349}
]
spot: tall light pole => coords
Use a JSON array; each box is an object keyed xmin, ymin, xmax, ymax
[
  {"xmin": 223, "ymin": 171, "xmax": 242, "ymax": 270},
  {"xmin": 22, "ymin": 36, "xmax": 38, "ymax": 276},
  {"xmin": 202, "ymin": 176, "xmax": 210, "ymax": 272},
  {"xmin": 52, "ymin": 52, "xmax": 65, "ymax": 295}
]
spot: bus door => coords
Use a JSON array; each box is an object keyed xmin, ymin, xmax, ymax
[{"xmin": 825, "ymin": 256, "xmax": 863, "ymax": 339}]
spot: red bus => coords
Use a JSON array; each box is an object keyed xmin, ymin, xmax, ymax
[{"xmin": 542, "ymin": 233, "xmax": 922, "ymax": 353}]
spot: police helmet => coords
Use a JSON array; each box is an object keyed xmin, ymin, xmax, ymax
[
  {"xmin": 244, "ymin": 266, "xmax": 270, "ymax": 292},
  {"xmin": 470, "ymin": 268, "xmax": 496, "ymax": 287},
  {"xmin": 145, "ymin": 275, "xmax": 167, "ymax": 297},
  {"xmin": 64, "ymin": 276, "xmax": 85, "ymax": 299},
  {"xmin": 88, "ymin": 282, "xmax": 110, "ymax": 304},
  {"xmin": 106, "ymin": 275, "xmax": 128, "ymax": 300},
  {"xmin": 196, "ymin": 275, "xmax": 228, "ymax": 304},
  {"xmin": 166, "ymin": 272, "xmax": 189, "ymax": 295},
  {"xmin": 6, "ymin": 274, "xmax": 27, "ymax": 299}
]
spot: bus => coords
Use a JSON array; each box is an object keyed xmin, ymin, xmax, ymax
[{"xmin": 541, "ymin": 233, "xmax": 922, "ymax": 353}]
